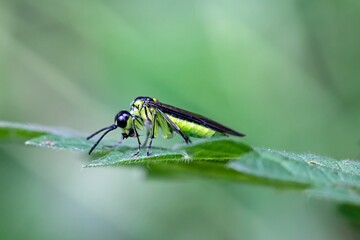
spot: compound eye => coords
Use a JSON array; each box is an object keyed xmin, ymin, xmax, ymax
[{"xmin": 115, "ymin": 111, "xmax": 130, "ymax": 128}]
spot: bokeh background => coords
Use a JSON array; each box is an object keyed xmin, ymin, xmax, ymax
[{"xmin": 1, "ymin": 0, "xmax": 360, "ymax": 239}]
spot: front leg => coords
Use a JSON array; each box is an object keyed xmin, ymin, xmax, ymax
[
  {"xmin": 131, "ymin": 119, "xmax": 142, "ymax": 157},
  {"xmin": 102, "ymin": 141, "xmax": 122, "ymax": 150},
  {"xmin": 102, "ymin": 133, "xmax": 127, "ymax": 150}
]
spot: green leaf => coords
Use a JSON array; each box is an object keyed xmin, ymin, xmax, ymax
[
  {"xmin": 25, "ymin": 135, "xmax": 95, "ymax": 152},
  {"xmin": 305, "ymin": 187, "xmax": 360, "ymax": 206},
  {"xmin": 26, "ymin": 135, "xmax": 252, "ymax": 166},
  {"xmin": 226, "ymin": 149, "xmax": 360, "ymax": 205},
  {"xmin": 0, "ymin": 121, "xmax": 80, "ymax": 141},
  {"xmin": 87, "ymin": 138, "xmax": 251, "ymax": 167},
  {"xmin": 3, "ymin": 121, "xmax": 360, "ymax": 207},
  {"xmin": 228, "ymin": 149, "xmax": 360, "ymax": 188},
  {"xmin": 180, "ymin": 138, "xmax": 252, "ymax": 160},
  {"xmin": 337, "ymin": 204, "xmax": 360, "ymax": 225}
]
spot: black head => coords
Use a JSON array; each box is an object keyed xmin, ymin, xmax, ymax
[
  {"xmin": 115, "ymin": 110, "xmax": 131, "ymax": 128},
  {"xmin": 86, "ymin": 110, "xmax": 132, "ymax": 155}
]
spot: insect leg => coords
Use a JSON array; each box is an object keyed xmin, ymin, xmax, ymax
[
  {"xmin": 103, "ymin": 133, "xmax": 127, "ymax": 150},
  {"xmin": 141, "ymin": 130, "xmax": 150, "ymax": 147},
  {"xmin": 146, "ymin": 112, "xmax": 157, "ymax": 156},
  {"xmin": 156, "ymin": 109, "xmax": 191, "ymax": 144},
  {"xmin": 131, "ymin": 118, "xmax": 142, "ymax": 157},
  {"xmin": 102, "ymin": 141, "xmax": 122, "ymax": 150}
]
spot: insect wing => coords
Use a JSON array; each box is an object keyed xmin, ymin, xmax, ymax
[
  {"xmin": 155, "ymin": 109, "xmax": 173, "ymax": 139},
  {"xmin": 147, "ymin": 101, "xmax": 245, "ymax": 137}
]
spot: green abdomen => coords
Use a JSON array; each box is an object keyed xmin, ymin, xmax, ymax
[{"xmin": 168, "ymin": 115, "xmax": 223, "ymax": 138}]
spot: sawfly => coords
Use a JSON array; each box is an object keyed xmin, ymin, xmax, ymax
[{"xmin": 87, "ymin": 96, "xmax": 245, "ymax": 156}]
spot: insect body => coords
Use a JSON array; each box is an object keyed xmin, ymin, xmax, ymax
[{"xmin": 87, "ymin": 96, "xmax": 245, "ymax": 156}]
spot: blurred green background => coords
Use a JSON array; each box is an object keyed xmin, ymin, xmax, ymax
[{"xmin": 1, "ymin": 0, "xmax": 360, "ymax": 239}]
